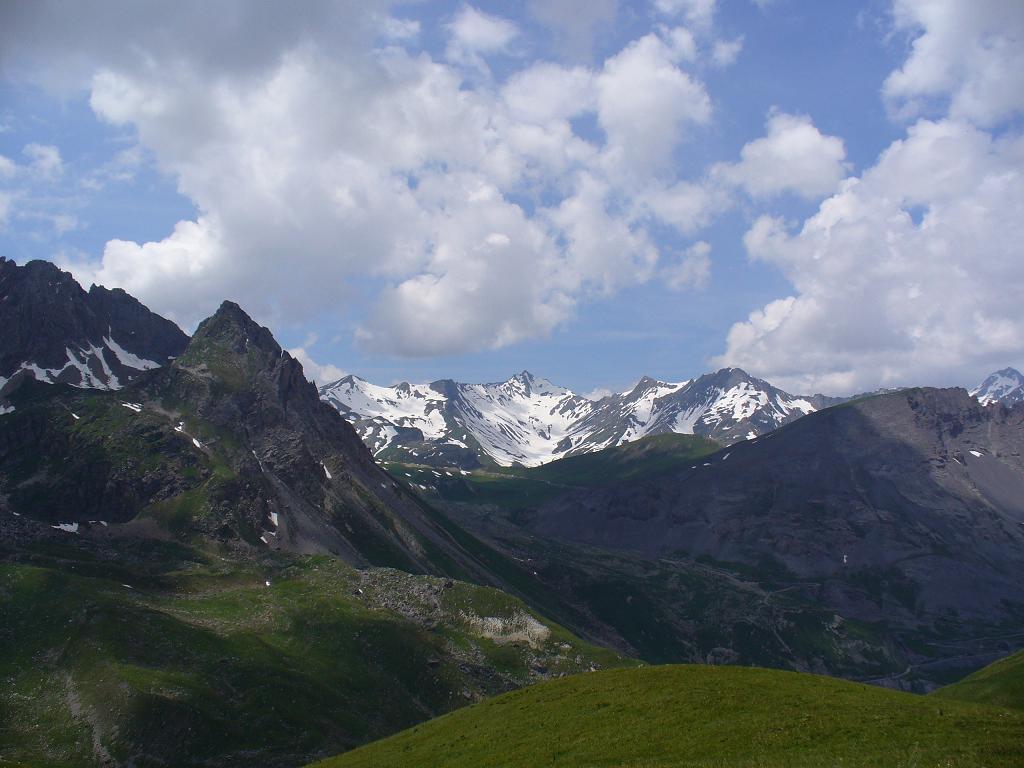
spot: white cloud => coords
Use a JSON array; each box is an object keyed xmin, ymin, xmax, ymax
[
  {"xmin": 596, "ymin": 33, "xmax": 712, "ymax": 174},
  {"xmin": 4, "ymin": 5, "xmax": 721, "ymax": 354},
  {"xmin": 662, "ymin": 240, "xmax": 711, "ymax": 290},
  {"xmin": 546, "ymin": 172, "xmax": 660, "ymax": 296},
  {"xmin": 884, "ymin": 0, "xmax": 1024, "ymax": 126},
  {"xmin": 502, "ymin": 63, "xmax": 596, "ymax": 124},
  {"xmin": 717, "ymin": 119, "xmax": 1024, "ymax": 393},
  {"xmin": 447, "ymin": 6, "xmax": 518, "ymax": 58},
  {"xmin": 378, "ymin": 16, "xmax": 420, "ymax": 42},
  {"xmin": 714, "ymin": 1, "xmax": 1024, "ymax": 393},
  {"xmin": 639, "ymin": 179, "xmax": 728, "ymax": 235},
  {"xmin": 287, "ymin": 346, "xmax": 346, "ymax": 385},
  {"xmin": 654, "ymin": 0, "xmax": 717, "ymax": 30},
  {"xmin": 711, "ymin": 36, "xmax": 743, "ymax": 67},
  {"xmin": 712, "ymin": 110, "xmax": 849, "ymax": 199},
  {"xmin": 0, "ymin": 154, "xmax": 15, "ymax": 177},
  {"xmin": 23, "ymin": 143, "xmax": 62, "ymax": 178}
]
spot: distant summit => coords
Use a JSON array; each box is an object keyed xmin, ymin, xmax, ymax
[
  {"xmin": 971, "ymin": 367, "xmax": 1024, "ymax": 406},
  {"xmin": 320, "ymin": 366, "xmax": 846, "ymax": 468}
]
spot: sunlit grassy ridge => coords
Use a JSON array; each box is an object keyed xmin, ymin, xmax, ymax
[
  {"xmin": 935, "ymin": 649, "xmax": 1024, "ymax": 711},
  {"xmin": 314, "ymin": 664, "xmax": 1024, "ymax": 768}
]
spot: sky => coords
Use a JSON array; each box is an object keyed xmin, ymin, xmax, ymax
[{"xmin": 0, "ymin": 0, "xmax": 1021, "ymax": 397}]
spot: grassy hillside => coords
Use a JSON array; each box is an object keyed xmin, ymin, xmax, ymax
[
  {"xmin": 935, "ymin": 649, "xmax": 1024, "ymax": 711},
  {"xmin": 387, "ymin": 433, "xmax": 720, "ymax": 511},
  {"xmin": 0, "ymin": 536, "xmax": 628, "ymax": 767},
  {"xmin": 314, "ymin": 664, "xmax": 1024, "ymax": 768}
]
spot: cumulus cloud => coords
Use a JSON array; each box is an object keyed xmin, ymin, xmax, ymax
[
  {"xmin": 378, "ymin": 16, "xmax": 420, "ymax": 42},
  {"xmin": 712, "ymin": 110, "xmax": 849, "ymax": 199},
  {"xmin": 23, "ymin": 143, "xmax": 62, "ymax": 178},
  {"xmin": 1, "ymin": 4, "xmax": 724, "ymax": 353},
  {"xmin": 654, "ymin": 0, "xmax": 717, "ymax": 30},
  {"xmin": 662, "ymin": 241, "xmax": 711, "ymax": 290},
  {"xmin": 884, "ymin": 0, "xmax": 1024, "ymax": 126},
  {"xmin": 711, "ymin": 36, "xmax": 744, "ymax": 67},
  {"xmin": 717, "ymin": 119, "xmax": 1024, "ymax": 393},
  {"xmin": 0, "ymin": 155, "xmax": 15, "ymax": 177},
  {"xmin": 446, "ymin": 5, "xmax": 518, "ymax": 65},
  {"xmin": 716, "ymin": 0, "xmax": 1024, "ymax": 393},
  {"xmin": 596, "ymin": 32, "xmax": 712, "ymax": 174}
]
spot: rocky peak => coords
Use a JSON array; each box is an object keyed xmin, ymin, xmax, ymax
[
  {"xmin": 0, "ymin": 257, "xmax": 188, "ymax": 389},
  {"xmin": 190, "ymin": 300, "xmax": 280, "ymax": 355}
]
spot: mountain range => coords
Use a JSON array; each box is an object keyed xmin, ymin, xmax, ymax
[
  {"xmin": 4, "ymin": 259, "xmax": 1020, "ymax": 471},
  {"xmin": 2, "ymin": 257, "xmax": 1023, "ymax": 764},
  {"xmin": 319, "ymin": 368, "xmax": 842, "ymax": 468}
]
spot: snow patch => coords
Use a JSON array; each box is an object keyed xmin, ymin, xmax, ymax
[
  {"xmin": 104, "ymin": 335, "xmax": 160, "ymax": 371},
  {"xmin": 52, "ymin": 522, "xmax": 79, "ymax": 533}
]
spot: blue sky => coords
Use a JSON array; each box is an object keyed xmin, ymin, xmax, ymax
[{"xmin": 1, "ymin": 1, "xmax": 1021, "ymax": 396}]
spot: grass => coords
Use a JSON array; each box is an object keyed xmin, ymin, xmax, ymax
[
  {"xmin": 0, "ymin": 541, "xmax": 629, "ymax": 767},
  {"xmin": 935, "ymin": 649, "xmax": 1024, "ymax": 711},
  {"xmin": 314, "ymin": 664, "xmax": 1024, "ymax": 768}
]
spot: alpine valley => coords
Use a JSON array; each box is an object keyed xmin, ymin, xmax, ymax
[{"xmin": 1, "ymin": 259, "xmax": 1022, "ymax": 767}]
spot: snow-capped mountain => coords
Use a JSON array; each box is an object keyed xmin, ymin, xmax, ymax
[
  {"xmin": 971, "ymin": 367, "xmax": 1024, "ymax": 406},
  {"xmin": 0, "ymin": 258, "xmax": 188, "ymax": 397},
  {"xmin": 320, "ymin": 367, "xmax": 839, "ymax": 468},
  {"xmin": 558, "ymin": 368, "xmax": 835, "ymax": 456},
  {"xmin": 321, "ymin": 371, "xmax": 593, "ymax": 468}
]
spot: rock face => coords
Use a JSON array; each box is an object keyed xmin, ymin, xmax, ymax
[
  {"xmin": 0, "ymin": 301, "xmax": 505, "ymax": 582},
  {"xmin": 321, "ymin": 367, "xmax": 844, "ymax": 468},
  {"xmin": 972, "ymin": 367, "xmax": 1024, "ymax": 406},
  {"xmin": 0, "ymin": 257, "xmax": 188, "ymax": 391},
  {"xmin": 531, "ymin": 388, "xmax": 1024, "ymax": 626}
]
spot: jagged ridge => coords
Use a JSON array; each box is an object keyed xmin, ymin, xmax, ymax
[
  {"xmin": 0, "ymin": 257, "xmax": 188, "ymax": 393},
  {"xmin": 320, "ymin": 367, "xmax": 841, "ymax": 468}
]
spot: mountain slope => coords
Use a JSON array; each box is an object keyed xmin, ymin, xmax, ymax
[
  {"xmin": 321, "ymin": 368, "xmax": 841, "ymax": 468},
  {"xmin": 972, "ymin": 367, "xmax": 1024, "ymax": 406},
  {"xmin": 0, "ymin": 533, "xmax": 626, "ymax": 767},
  {"xmin": 314, "ymin": 665, "xmax": 1024, "ymax": 768},
  {"xmin": 391, "ymin": 433, "xmax": 721, "ymax": 512},
  {"xmin": 0, "ymin": 257, "xmax": 188, "ymax": 393},
  {"xmin": 0, "ymin": 300, "xmax": 521, "ymax": 582},
  {"xmin": 530, "ymin": 388, "xmax": 1024, "ymax": 630}
]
